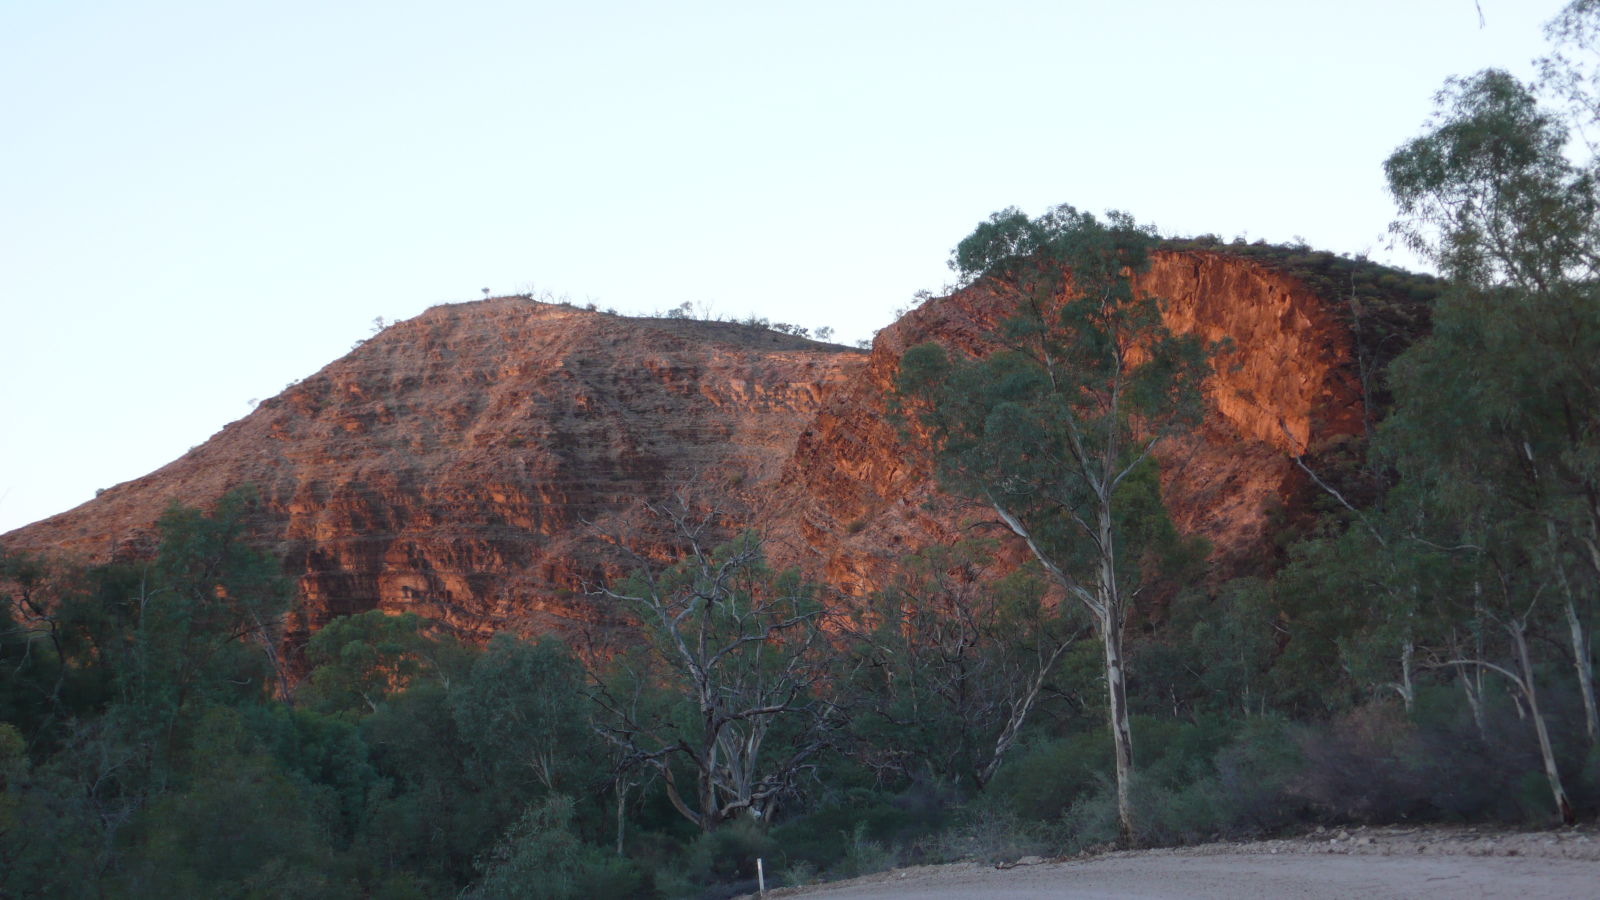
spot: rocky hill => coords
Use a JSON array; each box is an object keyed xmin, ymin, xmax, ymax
[
  {"xmin": 2, "ymin": 248, "xmax": 1430, "ymax": 644},
  {"xmin": 762, "ymin": 247, "xmax": 1416, "ymax": 595},
  {"xmin": 2, "ymin": 300, "xmax": 863, "ymax": 644}
]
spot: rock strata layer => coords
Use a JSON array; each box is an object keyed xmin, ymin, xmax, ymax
[
  {"xmin": 761, "ymin": 249, "xmax": 1368, "ymax": 594},
  {"xmin": 5, "ymin": 300, "xmax": 863, "ymax": 643},
  {"xmin": 3, "ymin": 250, "xmax": 1408, "ymax": 643}
]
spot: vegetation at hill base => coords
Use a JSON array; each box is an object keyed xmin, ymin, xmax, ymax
[{"xmin": 7, "ymin": 3, "xmax": 1600, "ymax": 896}]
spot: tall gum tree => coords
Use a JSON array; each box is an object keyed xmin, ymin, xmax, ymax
[
  {"xmin": 1381, "ymin": 1, "xmax": 1600, "ymax": 816},
  {"xmin": 1385, "ymin": 54, "xmax": 1600, "ymax": 800},
  {"xmin": 896, "ymin": 205, "xmax": 1212, "ymax": 843}
]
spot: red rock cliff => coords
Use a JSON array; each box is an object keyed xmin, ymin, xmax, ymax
[
  {"xmin": 761, "ymin": 249, "xmax": 1370, "ymax": 592},
  {"xmin": 3, "ymin": 250, "xmax": 1416, "ymax": 642},
  {"xmin": 3, "ymin": 299, "xmax": 864, "ymax": 642}
]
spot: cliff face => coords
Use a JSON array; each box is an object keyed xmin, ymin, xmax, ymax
[
  {"xmin": 762, "ymin": 249, "xmax": 1367, "ymax": 592},
  {"xmin": 3, "ymin": 250, "xmax": 1403, "ymax": 642},
  {"xmin": 4, "ymin": 299, "xmax": 864, "ymax": 642}
]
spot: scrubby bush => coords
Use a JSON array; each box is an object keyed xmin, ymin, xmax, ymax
[
  {"xmin": 1203, "ymin": 715, "xmax": 1306, "ymax": 833},
  {"xmin": 780, "ymin": 859, "xmax": 820, "ymax": 887},
  {"xmin": 1289, "ymin": 703, "xmax": 1431, "ymax": 823},
  {"xmin": 989, "ymin": 729, "xmax": 1113, "ymax": 822},
  {"xmin": 767, "ymin": 785, "xmax": 945, "ymax": 873},
  {"xmin": 468, "ymin": 795, "xmax": 645, "ymax": 900},
  {"xmin": 928, "ymin": 800, "xmax": 1054, "ymax": 863},
  {"xmin": 681, "ymin": 817, "xmax": 774, "ymax": 891},
  {"xmin": 835, "ymin": 821, "xmax": 900, "ymax": 878}
]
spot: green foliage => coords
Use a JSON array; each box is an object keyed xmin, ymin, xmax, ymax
[
  {"xmin": 766, "ymin": 787, "xmax": 944, "ymax": 873},
  {"xmin": 989, "ymin": 728, "xmax": 1114, "ymax": 822},
  {"xmin": 898, "ymin": 206, "xmax": 1212, "ymax": 609},
  {"xmin": 119, "ymin": 710, "xmax": 344, "ymax": 899},
  {"xmin": 3, "ymin": 494, "xmax": 635, "ymax": 896},
  {"xmin": 1137, "ymin": 579, "xmax": 1281, "ymax": 716},
  {"xmin": 453, "ymin": 633, "xmax": 599, "ymax": 799},
  {"xmin": 126, "ymin": 486, "xmax": 292, "ymax": 718},
  {"xmin": 0, "ymin": 554, "xmax": 65, "ymax": 740},
  {"xmin": 468, "ymin": 795, "xmax": 644, "ymax": 900},
  {"xmin": 1031, "ymin": 715, "xmax": 1304, "ymax": 850},
  {"xmin": 245, "ymin": 704, "xmax": 378, "ymax": 842},
  {"xmin": 362, "ymin": 692, "xmax": 505, "ymax": 884},
  {"xmin": 0, "ymin": 723, "xmax": 97, "ymax": 897},
  {"xmin": 1387, "ymin": 68, "xmax": 1598, "ymax": 288},
  {"xmin": 681, "ymin": 816, "xmax": 776, "ymax": 886},
  {"xmin": 0, "ymin": 765, "xmax": 105, "ymax": 897},
  {"xmin": 302, "ymin": 610, "xmax": 434, "ymax": 717},
  {"xmin": 0, "ymin": 723, "xmax": 23, "ymax": 784},
  {"xmin": 842, "ymin": 541, "xmax": 1086, "ymax": 791},
  {"xmin": 1201, "ymin": 715, "xmax": 1306, "ymax": 832}
]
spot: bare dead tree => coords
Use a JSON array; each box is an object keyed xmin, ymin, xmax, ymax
[
  {"xmin": 843, "ymin": 541, "xmax": 1083, "ymax": 792},
  {"xmin": 585, "ymin": 496, "xmax": 839, "ymax": 832}
]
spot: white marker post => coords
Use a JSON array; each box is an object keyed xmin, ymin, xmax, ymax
[{"xmin": 757, "ymin": 857, "xmax": 766, "ymax": 895}]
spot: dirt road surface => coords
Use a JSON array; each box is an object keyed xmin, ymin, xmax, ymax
[{"xmin": 765, "ymin": 826, "xmax": 1600, "ymax": 900}]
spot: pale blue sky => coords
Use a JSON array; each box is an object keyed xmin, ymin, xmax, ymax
[{"xmin": 0, "ymin": 0, "xmax": 1572, "ymax": 533}]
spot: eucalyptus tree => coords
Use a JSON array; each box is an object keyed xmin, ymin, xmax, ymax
[
  {"xmin": 129, "ymin": 486, "xmax": 292, "ymax": 721},
  {"xmin": 1386, "ymin": 64, "xmax": 1600, "ymax": 754},
  {"xmin": 1372, "ymin": 14, "xmax": 1600, "ymax": 819},
  {"xmin": 896, "ymin": 205, "xmax": 1212, "ymax": 843}
]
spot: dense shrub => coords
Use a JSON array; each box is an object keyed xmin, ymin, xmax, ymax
[
  {"xmin": 468, "ymin": 795, "xmax": 645, "ymax": 900},
  {"xmin": 929, "ymin": 799, "xmax": 1055, "ymax": 862},
  {"xmin": 989, "ymin": 729, "xmax": 1113, "ymax": 821}
]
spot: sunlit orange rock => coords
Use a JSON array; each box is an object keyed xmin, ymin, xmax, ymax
[
  {"xmin": 3, "ymin": 250, "xmax": 1427, "ymax": 645},
  {"xmin": 762, "ymin": 248, "xmax": 1397, "ymax": 593}
]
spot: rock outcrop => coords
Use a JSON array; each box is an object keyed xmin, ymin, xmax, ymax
[
  {"xmin": 760, "ymin": 249, "xmax": 1376, "ymax": 597},
  {"xmin": 3, "ymin": 300, "xmax": 863, "ymax": 642},
  {"xmin": 2, "ymin": 249, "xmax": 1425, "ymax": 644}
]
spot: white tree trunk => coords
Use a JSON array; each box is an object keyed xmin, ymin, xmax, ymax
[
  {"xmin": 1095, "ymin": 497, "xmax": 1136, "ymax": 846},
  {"xmin": 1511, "ymin": 619, "xmax": 1576, "ymax": 825},
  {"xmin": 1103, "ymin": 605, "xmax": 1135, "ymax": 845},
  {"xmin": 1548, "ymin": 523, "xmax": 1598, "ymax": 743},
  {"xmin": 1457, "ymin": 663, "xmax": 1487, "ymax": 741},
  {"xmin": 1393, "ymin": 639, "xmax": 1416, "ymax": 713},
  {"xmin": 1564, "ymin": 598, "xmax": 1599, "ymax": 744},
  {"xmin": 615, "ymin": 780, "xmax": 630, "ymax": 857}
]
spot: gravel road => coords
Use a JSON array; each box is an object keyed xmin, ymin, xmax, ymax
[{"xmin": 759, "ymin": 826, "xmax": 1600, "ymax": 900}]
